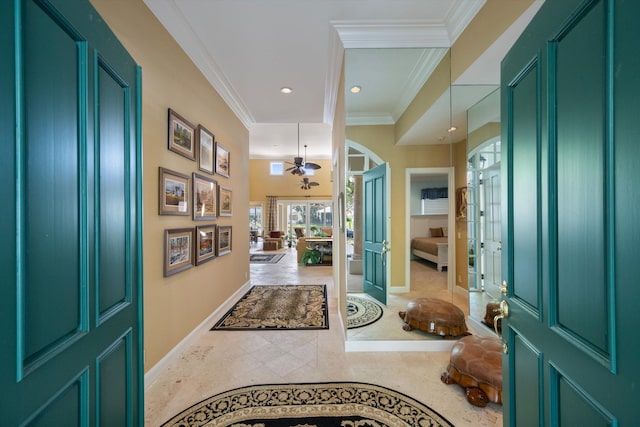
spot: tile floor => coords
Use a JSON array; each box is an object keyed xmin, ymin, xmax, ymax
[{"xmin": 144, "ymin": 245, "xmax": 503, "ymax": 426}]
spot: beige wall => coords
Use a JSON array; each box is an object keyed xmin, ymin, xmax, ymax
[
  {"xmin": 249, "ymin": 159, "xmax": 333, "ymax": 204},
  {"xmin": 468, "ymin": 122, "xmax": 500, "ymax": 153},
  {"xmin": 92, "ymin": 0, "xmax": 250, "ymax": 372},
  {"xmin": 451, "ymin": 0, "xmax": 536, "ymax": 82}
]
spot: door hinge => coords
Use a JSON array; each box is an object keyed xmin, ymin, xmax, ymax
[{"xmin": 480, "ymin": 210, "xmax": 485, "ymax": 216}]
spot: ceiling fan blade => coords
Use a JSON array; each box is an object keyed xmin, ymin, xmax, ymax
[
  {"xmin": 309, "ymin": 182, "xmax": 319, "ymax": 186},
  {"xmin": 303, "ymin": 162, "xmax": 321, "ymax": 170}
]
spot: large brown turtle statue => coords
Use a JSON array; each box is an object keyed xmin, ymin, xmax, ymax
[
  {"xmin": 441, "ymin": 335, "xmax": 503, "ymax": 407},
  {"xmin": 398, "ymin": 297, "xmax": 469, "ymax": 337}
]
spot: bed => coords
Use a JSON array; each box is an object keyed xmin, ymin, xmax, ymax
[{"xmin": 411, "ymin": 231, "xmax": 448, "ymax": 272}]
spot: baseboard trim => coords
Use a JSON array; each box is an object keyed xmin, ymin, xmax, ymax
[{"xmin": 144, "ymin": 280, "xmax": 253, "ymax": 389}]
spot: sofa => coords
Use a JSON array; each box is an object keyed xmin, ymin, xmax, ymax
[{"xmin": 263, "ymin": 230, "xmax": 285, "ymax": 249}]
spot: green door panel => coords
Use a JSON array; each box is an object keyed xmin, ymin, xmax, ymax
[
  {"xmin": 363, "ymin": 163, "xmax": 388, "ymax": 305},
  {"xmin": 502, "ymin": 0, "xmax": 640, "ymax": 425},
  {"xmin": 1, "ymin": 0, "xmax": 143, "ymax": 425}
]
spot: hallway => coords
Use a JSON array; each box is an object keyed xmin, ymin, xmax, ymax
[{"xmin": 144, "ymin": 247, "xmax": 502, "ymax": 426}]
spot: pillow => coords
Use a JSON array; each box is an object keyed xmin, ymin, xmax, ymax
[
  {"xmin": 430, "ymin": 227, "xmax": 443, "ymax": 237},
  {"xmin": 442, "ymin": 227, "xmax": 448, "ymax": 237},
  {"xmin": 269, "ymin": 231, "xmax": 282, "ymax": 238}
]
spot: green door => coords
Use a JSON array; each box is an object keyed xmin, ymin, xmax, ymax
[
  {"xmin": 501, "ymin": 0, "xmax": 640, "ymax": 424},
  {"xmin": 0, "ymin": 0, "xmax": 143, "ymax": 425},
  {"xmin": 363, "ymin": 163, "xmax": 389, "ymax": 305}
]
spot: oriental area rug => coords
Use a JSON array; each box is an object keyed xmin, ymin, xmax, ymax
[
  {"xmin": 211, "ymin": 285, "xmax": 329, "ymax": 330},
  {"xmin": 346, "ymin": 294, "xmax": 384, "ymax": 329},
  {"xmin": 160, "ymin": 382, "xmax": 454, "ymax": 427},
  {"xmin": 249, "ymin": 253, "xmax": 285, "ymax": 264}
]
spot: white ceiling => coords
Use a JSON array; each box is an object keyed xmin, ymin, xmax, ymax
[{"xmin": 144, "ymin": 0, "xmax": 542, "ymax": 159}]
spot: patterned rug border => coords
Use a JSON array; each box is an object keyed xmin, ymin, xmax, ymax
[
  {"xmin": 211, "ymin": 284, "xmax": 329, "ymax": 331},
  {"xmin": 160, "ymin": 381, "xmax": 454, "ymax": 427},
  {"xmin": 249, "ymin": 253, "xmax": 286, "ymax": 264},
  {"xmin": 346, "ymin": 294, "xmax": 384, "ymax": 329}
]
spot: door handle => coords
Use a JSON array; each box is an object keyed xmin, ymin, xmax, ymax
[
  {"xmin": 493, "ymin": 300, "xmax": 509, "ymax": 334},
  {"xmin": 380, "ymin": 240, "xmax": 389, "ymax": 266}
]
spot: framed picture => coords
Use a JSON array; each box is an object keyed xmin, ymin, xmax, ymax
[
  {"xmin": 197, "ymin": 125, "xmax": 214, "ymax": 174},
  {"xmin": 456, "ymin": 186, "xmax": 468, "ymax": 220},
  {"xmin": 218, "ymin": 186, "xmax": 232, "ymax": 216},
  {"xmin": 159, "ymin": 167, "xmax": 190, "ymax": 215},
  {"xmin": 168, "ymin": 109, "xmax": 196, "ymax": 160},
  {"xmin": 217, "ymin": 225, "xmax": 232, "ymax": 256},
  {"xmin": 164, "ymin": 228, "xmax": 194, "ymax": 276},
  {"xmin": 193, "ymin": 173, "xmax": 217, "ymax": 220},
  {"xmin": 195, "ymin": 224, "xmax": 216, "ymax": 265},
  {"xmin": 215, "ymin": 142, "xmax": 230, "ymax": 178}
]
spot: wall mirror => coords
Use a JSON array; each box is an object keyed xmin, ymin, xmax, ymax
[{"xmin": 343, "ymin": 47, "xmax": 458, "ymax": 345}]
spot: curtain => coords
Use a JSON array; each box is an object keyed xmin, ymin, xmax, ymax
[
  {"xmin": 421, "ymin": 187, "xmax": 448, "ymax": 200},
  {"xmin": 266, "ymin": 196, "xmax": 278, "ymax": 232}
]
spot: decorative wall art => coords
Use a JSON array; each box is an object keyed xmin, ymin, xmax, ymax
[
  {"xmin": 168, "ymin": 108, "xmax": 196, "ymax": 160},
  {"xmin": 164, "ymin": 228, "xmax": 194, "ymax": 276},
  {"xmin": 217, "ymin": 225, "xmax": 232, "ymax": 256},
  {"xmin": 197, "ymin": 125, "xmax": 214, "ymax": 174},
  {"xmin": 193, "ymin": 173, "xmax": 217, "ymax": 220},
  {"xmin": 159, "ymin": 167, "xmax": 190, "ymax": 216},
  {"xmin": 456, "ymin": 187, "xmax": 468, "ymax": 220},
  {"xmin": 215, "ymin": 142, "xmax": 230, "ymax": 178},
  {"xmin": 195, "ymin": 224, "xmax": 216, "ymax": 265},
  {"xmin": 218, "ymin": 186, "xmax": 232, "ymax": 216}
]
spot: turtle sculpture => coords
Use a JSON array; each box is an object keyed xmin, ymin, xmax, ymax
[
  {"xmin": 441, "ymin": 335, "xmax": 503, "ymax": 407},
  {"xmin": 398, "ymin": 297, "xmax": 469, "ymax": 337}
]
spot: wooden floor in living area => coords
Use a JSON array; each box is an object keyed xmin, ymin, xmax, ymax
[{"xmin": 144, "ymin": 245, "xmax": 502, "ymax": 426}]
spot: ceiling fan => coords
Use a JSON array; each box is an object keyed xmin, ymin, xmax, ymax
[
  {"xmin": 299, "ymin": 177, "xmax": 319, "ymax": 190},
  {"xmin": 285, "ymin": 124, "xmax": 321, "ymax": 176}
]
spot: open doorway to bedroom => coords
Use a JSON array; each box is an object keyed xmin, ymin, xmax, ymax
[{"xmin": 405, "ymin": 167, "xmax": 456, "ymax": 299}]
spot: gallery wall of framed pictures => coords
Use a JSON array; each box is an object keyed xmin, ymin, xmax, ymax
[{"xmin": 162, "ymin": 108, "xmax": 233, "ymax": 277}]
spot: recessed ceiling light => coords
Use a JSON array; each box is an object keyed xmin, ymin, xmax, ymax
[
  {"xmin": 350, "ymin": 85, "xmax": 361, "ymax": 94},
  {"xmin": 448, "ymin": 126, "xmax": 457, "ymax": 132},
  {"xmin": 280, "ymin": 87, "xmax": 293, "ymax": 94}
]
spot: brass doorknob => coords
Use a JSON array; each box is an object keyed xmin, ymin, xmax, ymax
[{"xmin": 493, "ymin": 300, "xmax": 509, "ymax": 335}]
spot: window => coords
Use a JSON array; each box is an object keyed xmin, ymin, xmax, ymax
[
  {"xmin": 249, "ymin": 204, "xmax": 263, "ymax": 233},
  {"xmin": 270, "ymin": 162, "xmax": 283, "ymax": 175}
]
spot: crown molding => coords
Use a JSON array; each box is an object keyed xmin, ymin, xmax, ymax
[
  {"xmin": 143, "ymin": 0, "xmax": 254, "ymax": 128},
  {"xmin": 391, "ymin": 48, "xmax": 448, "ymax": 121},
  {"xmin": 346, "ymin": 113, "xmax": 395, "ymax": 126},
  {"xmin": 333, "ymin": 20, "xmax": 451, "ymax": 49},
  {"xmin": 323, "ymin": 28, "xmax": 344, "ymax": 126},
  {"xmin": 445, "ymin": 0, "xmax": 487, "ymax": 44}
]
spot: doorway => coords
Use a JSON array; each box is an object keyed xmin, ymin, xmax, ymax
[{"xmin": 405, "ymin": 167, "xmax": 456, "ymax": 295}]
